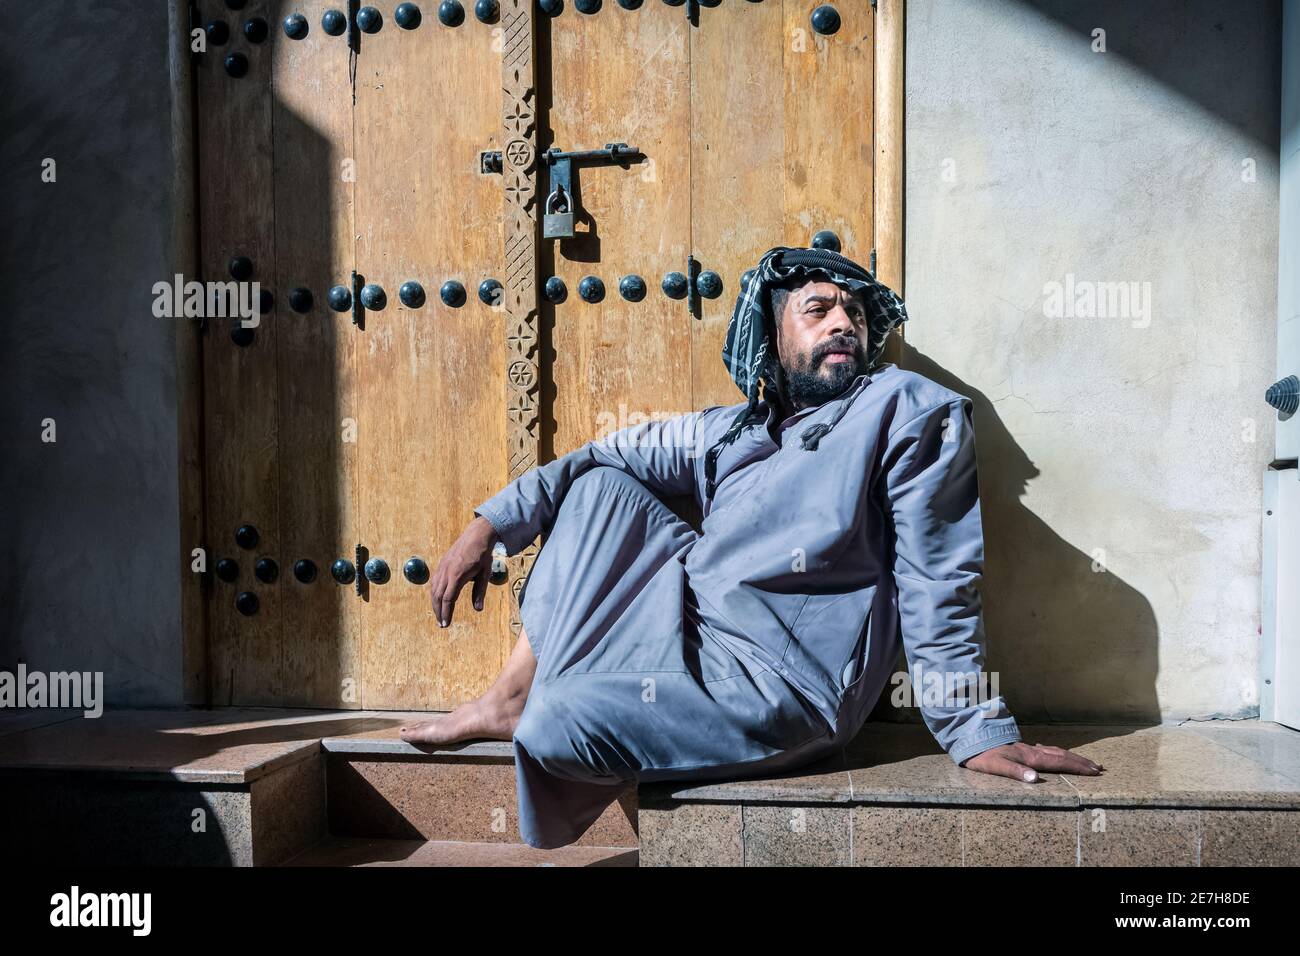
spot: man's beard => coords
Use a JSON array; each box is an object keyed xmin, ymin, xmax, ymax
[{"xmin": 781, "ymin": 336, "xmax": 866, "ymax": 409}]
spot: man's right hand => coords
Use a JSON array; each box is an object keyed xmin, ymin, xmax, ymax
[{"xmin": 429, "ymin": 515, "xmax": 502, "ymax": 628}]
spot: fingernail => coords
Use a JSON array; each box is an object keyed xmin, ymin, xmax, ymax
[{"xmin": 1023, "ymin": 770, "xmax": 1037, "ymax": 782}]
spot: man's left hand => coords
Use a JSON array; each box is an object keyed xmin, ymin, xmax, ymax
[{"xmin": 962, "ymin": 742, "xmax": 1104, "ymax": 782}]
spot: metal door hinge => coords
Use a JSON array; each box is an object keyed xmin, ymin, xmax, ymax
[{"xmin": 350, "ymin": 270, "xmax": 363, "ymax": 329}]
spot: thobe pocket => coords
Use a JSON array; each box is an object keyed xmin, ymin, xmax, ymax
[
  {"xmin": 784, "ymin": 592, "xmax": 872, "ymax": 693},
  {"xmin": 839, "ymin": 605, "xmax": 873, "ymax": 692}
]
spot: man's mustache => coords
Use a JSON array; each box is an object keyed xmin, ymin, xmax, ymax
[{"xmin": 810, "ymin": 336, "xmax": 863, "ymax": 365}]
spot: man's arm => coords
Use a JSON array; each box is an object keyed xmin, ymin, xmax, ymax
[
  {"xmin": 473, "ymin": 409, "xmax": 713, "ymax": 557},
  {"xmin": 883, "ymin": 396, "xmax": 1022, "ymax": 766}
]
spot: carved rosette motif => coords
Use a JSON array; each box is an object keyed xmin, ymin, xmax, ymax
[{"xmin": 502, "ymin": 0, "xmax": 539, "ymax": 634}]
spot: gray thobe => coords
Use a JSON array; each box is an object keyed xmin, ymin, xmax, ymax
[{"xmin": 473, "ymin": 363, "xmax": 1022, "ymax": 848}]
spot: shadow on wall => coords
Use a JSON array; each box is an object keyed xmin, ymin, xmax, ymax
[
  {"xmin": 875, "ymin": 342, "xmax": 1161, "ymax": 726},
  {"xmin": 1009, "ymin": 0, "xmax": 1281, "ymax": 153}
]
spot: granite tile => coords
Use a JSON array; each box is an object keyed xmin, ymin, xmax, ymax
[
  {"xmin": 844, "ymin": 722, "xmax": 1085, "ymax": 806},
  {"xmin": 851, "ymin": 806, "xmax": 963, "ymax": 866},
  {"xmin": 1078, "ymin": 808, "xmax": 1199, "ymax": 866},
  {"xmin": 321, "ymin": 712, "xmax": 515, "ymax": 758},
  {"xmin": 962, "ymin": 809, "xmax": 1079, "ymax": 866},
  {"xmin": 250, "ymin": 752, "xmax": 328, "ymax": 866},
  {"xmin": 327, "ymin": 754, "xmax": 637, "ymax": 848},
  {"xmin": 0, "ymin": 708, "xmax": 84, "ymax": 737},
  {"xmin": 1180, "ymin": 720, "xmax": 1300, "ymax": 788},
  {"xmin": 1052, "ymin": 728, "xmax": 1300, "ymax": 809},
  {"xmin": 285, "ymin": 836, "xmax": 637, "ymax": 867},
  {"xmin": 848, "ymin": 751, "xmax": 1080, "ymax": 807},
  {"xmin": 0, "ymin": 708, "xmax": 364, "ymax": 783},
  {"xmin": 0, "ymin": 774, "xmax": 254, "ymax": 866},
  {"xmin": 637, "ymin": 802, "xmax": 742, "ymax": 867},
  {"xmin": 640, "ymin": 749, "xmax": 852, "ymax": 804},
  {"xmin": 742, "ymin": 805, "xmax": 851, "ymax": 866},
  {"xmin": 1201, "ymin": 810, "xmax": 1300, "ymax": 866}
]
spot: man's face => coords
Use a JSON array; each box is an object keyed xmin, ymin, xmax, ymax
[{"xmin": 774, "ymin": 279, "xmax": 870, "ymax": 409}]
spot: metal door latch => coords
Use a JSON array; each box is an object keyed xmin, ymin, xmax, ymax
[{"xmin": 541, "ymin": 143, "xmax": 642, "ymax": 240}]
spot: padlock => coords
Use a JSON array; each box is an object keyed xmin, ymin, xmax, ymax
[{"xmin": 542, "ymin": 185, "xmax": 575, "ymax": 239}]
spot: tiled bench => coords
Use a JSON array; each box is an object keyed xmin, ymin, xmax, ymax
[
  {"xmin": 638, "ymin": 721, "xmax": 1300, "ymax": 866},
  {"xmin": 4, "ymin": 708, "xmax": 1296, "ymax": 866}
]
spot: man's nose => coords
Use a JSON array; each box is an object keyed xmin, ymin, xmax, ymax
[{"xmin": 825, "ymin": 305, "xmax": 855, "ymax": 338}]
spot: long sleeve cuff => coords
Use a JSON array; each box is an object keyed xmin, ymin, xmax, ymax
[
  {"xmin": 946, "ymin": 716, "xmax": 1022, "ymax": 767},
  {"xmin": 473, "ymin": 497, "xmax": 533, "ymax": 557}
]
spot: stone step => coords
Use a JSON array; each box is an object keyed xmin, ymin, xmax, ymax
[
  {"xmin": 637, "ymin": 720, "xmax": 1300, "ymax": 866},
  {"xmin": 0, "ymin": 707, "xmax": 637, "ymax": 864},
  {"xmin": 0, "ymin": 707, "xmax": 361, "ymax": 866},
  {"xmin": 320, "ymin": 716, "xmax": 639, "ymax": 848},
  {"xmin": 283, "ymin": 834, "xmax": 637, "ymax": 867}
]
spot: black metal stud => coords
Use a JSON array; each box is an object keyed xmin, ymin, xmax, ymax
[
  {"xmin": 438, "ymin": 0, "xmax": 465, "ymax": 26},
  {"xmin": 578, "ymin": 275, "xmax": 605, "ymax": 303},
  {"xmin": 235, "ymin": 591, "xmax": 259, "ymax": 616},
  {"xmin": 543, "ymin": 276, "xmax": 567, "ymax": 303},
  {"xmin": 403, "ymin": 557, "xmax": 430, "ymax": 585},
  {"xmin": 289, "ymin": 287, "xmax": 313, "ymax": 313},
  {"xmin": 254, "ymin": 557, "xmax": 279, "ymax": 584},
  {"xmin": 331, "ymin": 558, "xmax": 356, "ymax": 585},
  {"xmin": 235, "ymin": 525, "xmax": 260, "ymax": 550},
  {"xmin": 327, "ymin": 284, "xmax": 352, "ymax": 312},
  {"xmin": 1266, "ymin": 375, "xmax": 1300, "ymax": 415},
  {"xmin": 440, "ymin": 280, "xmax": 466, "ymax": 307},
  {"xmin": 399, "ymin": 281, "xmax": 426, "ymax": 308},
  {"xmin": 229, "ymin": 255, "xmax": 252, "ymax": 280},
  {"xmin": 321, "ymin": 8, "xmax": 347, "ymax": 34},
  {"xmin": 360, "ymin": 283, "xmax": 387, "ymax": 311},
  {"xmin": 811, "ymin": 229, "xmax": 841, "ymax": 252},
  {"xmin": 215, "ymin": 559, "xmax": 239, "ymax": 583},
  {"xmin": 478, "ymin": 278, "xmax": 503, "ymax": 306},
  {"xmin": 576, "ymin": 0, "xmax": 600, "ymax": 12},
  {"xmin": 259, "ymin": 289, "xmax": 274, "ymax": 314},
  {"xmin": 619, "ymin": 275, "xmax": 646, "ymax": 302},
  {"xmin": 474, "ymin": 0, "xmax": 499, "ymax": 24},
  {"xmin": 364, "ymin": 557, "xmax": 390, "ymax": 585},
  {"xmin": 243, "ymin": 17, "xmax": 269, "ymax": 42},
  {"xmin": 697, "ymin": 271, "xmax": 723, "ymax": 299},
  {"xmin": 662, "ymin": 0, "xmax": 685, "ymax": 6},
  {"xmin": 395, "ymin": 2, "xmax": 422, "ymax": 28},
  {"xmin": 231, "ymin": 327, "xmax": 255, "ymax": 347},
  {"xmin": 293, "ymin": 559, "xmax": 318, "ymax": 584},
  {"xmin": 810, "ymin": 4, "xmax": 840, "ymax": 35},
  {"xmin": 283, "ymin": 13, "xmax": 309, "ymax": 39},
  {"xmin": 617, "ymin": 0, "xmax": 643, "ymax": 8},
  {"xmin": 539, "ymin": 0, "xmax": 562, "ymax": 14},
  {"xmin": 205, "ymin": 20, "xmax": 230, "ymax": 45},
  {"xmin": 699, "ymin": 0, "xmax": 720, "ymax": 5},
  {"xmin": 661, "ymin": 272, "xmax": 688, "ymax": 300},
  {"xmin": 357, "ymin": 6, "xmax": 383, "ymax": 32}
]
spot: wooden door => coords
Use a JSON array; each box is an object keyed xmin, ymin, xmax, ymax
[
  {"xmin": 195, "ymin": 0, "xmax": 360, "ymax": 708},
  {"xmin": 192, "ymin": 0, "xmax": 897, "ymax": 710},
  {"xmin": 350, "ymin": 7, "xmax": 509, "ymax": 710}
]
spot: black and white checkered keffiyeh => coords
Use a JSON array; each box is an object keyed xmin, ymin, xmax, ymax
[{"xmin": 704, "ymin": 245, "xmax": 908, "ymax": 500}]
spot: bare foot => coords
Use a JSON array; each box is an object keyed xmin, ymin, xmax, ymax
[{"xmin": 399, "ymin": 693, "xmax": 523, "ymax": 746}]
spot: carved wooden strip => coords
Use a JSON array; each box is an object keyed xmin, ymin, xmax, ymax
[{"xmin": 502, "ymin": 0, "xmax": 539, "ymax": 632}]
